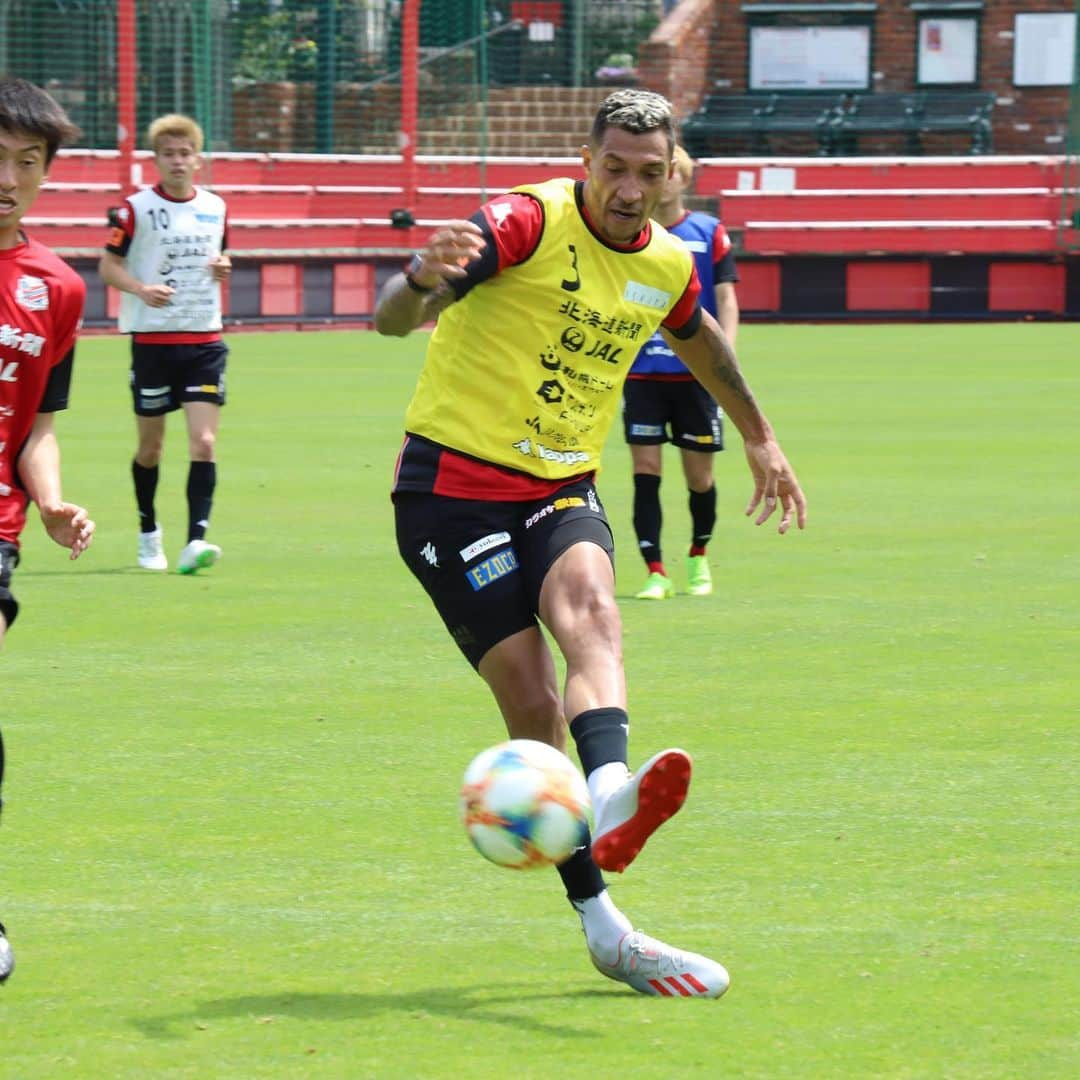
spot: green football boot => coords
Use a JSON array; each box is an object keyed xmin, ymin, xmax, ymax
[
  {"xmin": 685, "ymin": 555, "xmax": 713, "ymax": 597},
  {"xmin": 635, "ymin": 571, "xmax": 675, "ymax": 600}
]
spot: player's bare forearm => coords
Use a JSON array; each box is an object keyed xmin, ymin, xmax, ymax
[
  {"xmin": 715, "ymin": 283, "xmax": 740, "ymax": 347},
  {"xmin": 663, "ymin": 312, "xmax": 769, "ymax": 444},
  {"xmin": 17, "ymin": 415, "xmax": 63, "ymax": 511},
  {"xmin": 664, "ymin": 312, "xmax": 806, "ymax": 532},
  {"xmin": 373, "ymin": 274, "xmax": 452, "ymax": 337},
  {"xmin": 99, "ymin": 252, "xmax": 172, "ymax": 306},
  {"xmin": 374, "ymin": 220, "xmax": 485, "ymax": 337}
]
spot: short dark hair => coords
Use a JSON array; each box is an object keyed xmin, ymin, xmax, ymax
[
  {"xmin": 0, "ymin": 78, "xmax": 81, "ymax": 165},
  {"xmin": 590, "ymin": 89, "xmax": 676, "ymax": 154}
]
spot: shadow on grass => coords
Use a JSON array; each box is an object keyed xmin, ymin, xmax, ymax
[
  {"xmin": 131, "ymin": 985, "xmax": 622, "ymax": 1040},
  {"xmin": 19, "ymin": 566, "xmax": 170, "ymax": 577}
]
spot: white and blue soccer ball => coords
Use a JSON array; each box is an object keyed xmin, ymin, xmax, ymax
[{"xmin": 460, "ymin": 739, "xmax": 591, "ymax": 869}]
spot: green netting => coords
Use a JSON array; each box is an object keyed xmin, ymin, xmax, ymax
[
  {"xmin": 0, "ymin": 0, "xmax": 659, "ymax": 157},
  {"xmin": 1060, "ymin": 0, "xmax": 1080, "ymax": 249}
]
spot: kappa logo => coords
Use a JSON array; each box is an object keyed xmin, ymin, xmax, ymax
[
  {"xmin": 420, "ymin": 541, "xmax": 439, "ymax": 567},
  {"xmin": 15, "ymin": 275, "xmax": 49, "ymax": 312}
]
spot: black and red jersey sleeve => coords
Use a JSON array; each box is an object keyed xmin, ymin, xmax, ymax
[
  {"xmin": 661, "ymin": 262, "xmax": 703, "ymax": 340},
  {"xmin": 104, "ymin": 199, "xmax": 136, "ymax": 256},
  {"xmin": 38, "ymin": 265, "xmax": 85, "ymax": 412},
  {"xmin": 50, "ymin": 267, "xmax": 85, "ymax": 367},
  {"xmin": 38, "ymin": 350, "xmax": 73, "ymax": 413},
  {"xmin": 450, "ymin": 192, "xmax": 545, "ymax": 300},
  {"xmin": 713, "ymin": 223, "xmax": 739, "ymax": 284}
]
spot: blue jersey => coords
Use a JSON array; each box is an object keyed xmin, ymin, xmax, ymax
[{"xmin": 629, "ymin": 211, "xmax": 738, "ymax": 377}]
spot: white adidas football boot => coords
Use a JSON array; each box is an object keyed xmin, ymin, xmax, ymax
[{"xmin": 590, "ymin": 930, "xmax": 729, "ymax": 998}]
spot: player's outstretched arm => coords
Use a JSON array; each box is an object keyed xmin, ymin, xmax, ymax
[
  {"xmin": 16, "ymin": 414, "xmax": 95, "ymax": 560},
  {"xmin": 374, "ymin": 220, "xmax": 485, "ymax": 337},
  {"xmin": 663, "ymin": 312, "xmax": 807, "ymax": 534}
]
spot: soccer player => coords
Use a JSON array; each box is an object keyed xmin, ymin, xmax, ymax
[
  {"xmin": 375, "ymin": 89, "xmax": 806, "ymax": 998},
  {"xmin": 623, "ymin": 144, "xmax": 739, "ymax": 600},
  {"xmin": 0, "ymin": 76, "xmax": 96, "ymax": 985},
  {"xmin": 99, "ymin": 114, "xmax": 230, "ymax": 574}
]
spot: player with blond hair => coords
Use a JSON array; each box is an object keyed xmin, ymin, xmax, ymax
[
  {"xmin": 99, "ymin": 113, "xmax": 231, "ymax": 574},
  {"xmin": 624, "ymin": 144, "xmax": 740, "ymax": 600}
]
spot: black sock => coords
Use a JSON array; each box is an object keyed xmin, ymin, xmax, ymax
[
  {"xmin": 186, "ymin": 461, "xmax": 217, "ymax": 543},
  {"xmin": 556, "ymin": 836, "xmax": 605, "ymax": 901},
  {"xmin": 689, "ymin": 485, "xmax": 717, "ymax": 551},
  {"xmin": 632, "ymin": 473, "xmax": 662, "ymax": 566},
  {"xmin": 569, "ymin": 707, "xmax": 629, "ymax": 776},
  {"xmin": 132, "ymin": 461, "xmax": 159, "ymax": 534}
]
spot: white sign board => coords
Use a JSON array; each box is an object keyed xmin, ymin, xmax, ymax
[
  {"xmin": 1014, "ymin": 12, "xmax": 1077, "ymax": 87},
  {"xmin": 749, "ymin": 26, "xmax": 870, "ymax": 91},
  {"xmin": 917, "ymin": 18, "xmax": 978, "ymax": 85}
]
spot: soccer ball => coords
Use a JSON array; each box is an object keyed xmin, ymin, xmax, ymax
[{"xmin": 460, "ymin": 739, "xmax": 591, "ymax": 869}]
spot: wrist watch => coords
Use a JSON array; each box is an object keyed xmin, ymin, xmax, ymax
[{"xmin": 404, "ymin": 253, "xmax": 435, "ymax": 294}]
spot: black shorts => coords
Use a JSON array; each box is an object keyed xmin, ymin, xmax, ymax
[
  {"xmin": 130, "ymin": 340, "xmax": 228, "ymax": 416},
  {"xmin": 0, "ymin": 541, "xmax": 20, "ymax": 630},
  {"xmin": 394, "ymin": 477, "xmax": 615, "ymax": 669},
  {"xmin": 623, "ymin": 377, "xmax": 724, "ymax": 452}
]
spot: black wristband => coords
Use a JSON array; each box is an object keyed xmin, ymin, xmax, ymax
[{"xmin": 404, "ymin": 272, "xmax": 435, "ymax": 294}]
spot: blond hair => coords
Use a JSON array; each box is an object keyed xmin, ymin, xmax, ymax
[
  {"xmin": 592, "ymin": 89, "xmax": 676, "ymax": 154},
  {"xmin": 672, "ymin": 145, "xmax": 695, "ymax": 186},
  {"xmin": 147, "ymin": 113, "xmax": 204, "ymax": 154}
]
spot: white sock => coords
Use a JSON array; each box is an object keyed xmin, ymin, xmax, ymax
[
  {"xmin": 572, "ymin": 889, "xmax": 633, "ymax": 961},
  {"xmin": 588, "ymin": 761, "xmax": 632, "ymax": 824}
]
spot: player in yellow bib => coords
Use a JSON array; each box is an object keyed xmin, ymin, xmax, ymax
[{"xmin": 376, "ymin": 90, "xmax": 807, "ymax": 999}]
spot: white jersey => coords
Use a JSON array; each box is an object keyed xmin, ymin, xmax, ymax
[{"xmin": 107, "ymin": 185, "xmax": 227, "ymax": 334}]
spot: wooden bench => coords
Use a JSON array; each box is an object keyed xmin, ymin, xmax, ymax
[
  {"xmin": 826, "ymin": 94, "xmax": 921, "ymax": 155},
  {"xmin": 684, "ymin": 90, "xmax": 996, "ymax": 157},
  {"xmin": 913, "ymin": 91, "xmax": 996, "ymax": 154},
  {"xmin": 681, "ymin": 94, "xmax": 776, "ymax": 156}
]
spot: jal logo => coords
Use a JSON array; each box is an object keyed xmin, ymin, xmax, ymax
[
  {"xmin": 15, "ymin": 276, "xmax": 49, "ymax": 312},
  {"xmin": 560, "ymin": 327, "xmax": 586, "ymax": 353}
]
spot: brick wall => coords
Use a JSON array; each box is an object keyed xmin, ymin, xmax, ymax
[
  {"xmin": 661, "ymin": 0, "xmax": 1075, "ymax": 155},
  {"xmin": 638, "ymin": 0, "xmax": 715, "ymax": 117}
]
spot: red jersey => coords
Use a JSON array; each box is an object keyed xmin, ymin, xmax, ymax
[{"xmin": 0, "ymin": 234, "xmax": 85, "ymax": 545}]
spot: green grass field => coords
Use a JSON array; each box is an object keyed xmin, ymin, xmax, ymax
[{"xmin": 1, "ymin": 323, "xmax": 1076, "ymax": 1078}]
